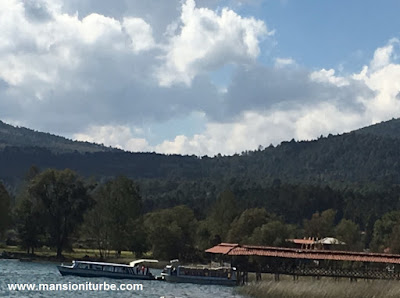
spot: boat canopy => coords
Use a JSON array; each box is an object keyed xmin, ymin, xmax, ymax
[{"xmin": 129, "ymin": 259, "xmax": 159, "ymax": 267}]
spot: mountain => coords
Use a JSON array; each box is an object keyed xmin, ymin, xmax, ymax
[
  {"xmin": 354, "ymin": 118, "xmax": 400, "ymax": 139},
  {"xmin": 0, "ymin": 120, "xmax": 118, "ymax": 154},
  {"xmin": 1, "ymin": 118, "xmax": 400, "ymax": 191}
]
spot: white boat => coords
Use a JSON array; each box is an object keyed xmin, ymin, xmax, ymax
[
  {"xmin": 161, "ymin": 260, "xmax": 237, "ymax": 286},
  {"xmin": 57, "ymin": 259, "xmax": 158, "ymax": 280}
]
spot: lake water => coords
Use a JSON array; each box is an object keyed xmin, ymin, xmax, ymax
[{"xmin": 0, "ymin": 259, "xmax": 245, "ymax": 297}]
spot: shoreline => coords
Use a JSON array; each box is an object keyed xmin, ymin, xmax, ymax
[{"xmin": 0, "ymin": 248, "xmax": 168, "ymax": 268}]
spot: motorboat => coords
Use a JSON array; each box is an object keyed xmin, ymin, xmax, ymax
[
  {"xmin": 57, "ymin": 259, "xmax": 158, "ymax": 280},
  {"xmin": 161, "ymin": 260, "xmax": 237, "ymax": 286}
]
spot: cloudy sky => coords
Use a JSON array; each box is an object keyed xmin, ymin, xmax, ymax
[{"xmin": 1, "ymin": 0, "xmax": 400, "ymax": 156}]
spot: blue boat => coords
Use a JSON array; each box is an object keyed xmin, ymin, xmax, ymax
[
  {"xmin": 57, "ymin": 259, "xmax": 158, "ymax": 280},
  {"xmin": 161, "ymin": 260, "xmax": 237, "ymax": 286}
]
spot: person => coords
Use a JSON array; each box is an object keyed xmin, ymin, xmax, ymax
[{"xmin": 141, "ymin": 265, "xmax": 145, "ymax": 275}]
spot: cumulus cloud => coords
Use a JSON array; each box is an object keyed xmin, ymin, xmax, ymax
[
  {"xmin": 309, "ymin": 69, "xmax": 349, "ymax": 87},
  {"xmin": 123, "ymin": 17, "xmax": 156, "ymax": 53},
  {"xmin": 147, "ymin": 40, "xmax": 400, "ymax": 155},
  {"xmin": 2, "ymin": 0, "xmax": 400, "ymax": 156},
  {"xmin": 74, "ymin": 125, "xmax": 151, "ymax": 152},
  {"xmin": 369, "ymin": 39, "xmax": 398, "ymax": 71},
  {"xmin": 274, "ymin": 57, "xmax": 295, "ymax": 68},
  {"xmin": 157, "ymin": 0, "xmax": 272, "ymax": 86}
]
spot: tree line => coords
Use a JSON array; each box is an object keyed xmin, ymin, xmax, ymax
[
  {"xmin": 3, "ymin": 167, "xmax": 400, "ymax": 260},
  {"xmin": 4, "ymin": 130, "xmax": 400, "ymax": 191}
]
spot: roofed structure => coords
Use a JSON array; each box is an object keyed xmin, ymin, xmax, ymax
[{"xmin": 206, "ymin": 243, "xmax": 400, "ymax": 264}]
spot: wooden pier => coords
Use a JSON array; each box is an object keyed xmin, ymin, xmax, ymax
[{"xmin": 206, "ymin": 243, "xmax": 400, "ymax": 284}]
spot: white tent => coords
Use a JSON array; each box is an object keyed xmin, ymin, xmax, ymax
[{"xmin": 316, "ymin": 237, "xmax": 345, "ymax": 245}]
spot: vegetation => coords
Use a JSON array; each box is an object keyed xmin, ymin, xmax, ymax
[
  {"xmin": 238, "ymin": 278, "xmax": 400, "ymax": 298},
  {"xmin": 0, "ymin": 120, "xmax": 117, "ymax": 154},
  {"xmin": 3, "ymin": 118, "xmax": 400, "ymax": 192},
  {"xmin": 83, "ymin": 176, "xmax": 143, "ymax": 258},
  {"xmin": 17, "ymin": 169, "xmax": 92, "ymax": 257},
  {"xmin": 0, "ymin": 182, "xmax": 11, "ymax": 239},
  {"xmin": 3, "ymin": 118, "xmax": 400, "ymax": 261}
]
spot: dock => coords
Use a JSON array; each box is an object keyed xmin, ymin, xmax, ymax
[{"xmin": 206, "ymin": 243, "xmax": 400, "ymax": 284}]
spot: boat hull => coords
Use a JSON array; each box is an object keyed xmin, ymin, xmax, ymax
[
  {"xmin": 57, "ymin": 266, "xmax": 155, "ymax": 280},
  {"xmin": 162, "ymin": 274, "xmax": 237, "ymax": 286}
]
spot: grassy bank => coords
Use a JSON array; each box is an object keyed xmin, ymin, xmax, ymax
[
  {"xmin": 238, "ymin": 276, "xmax": 400, "ymax": 298},
  {"xmin": 1, "ymin": 245, "xmax": 168, "ymax": 268}
]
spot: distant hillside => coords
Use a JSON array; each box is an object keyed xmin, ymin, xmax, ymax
[
  {"xmin": 0, "ymin": 120, "xmax": 119, "ymax": 154},
  {"xmin": 354, "ymin": 118, "xmax": 400, "ymax": 139},
  {"xmin": 2, "ymin": 118, "xmax": 400, "ymax": 191}
]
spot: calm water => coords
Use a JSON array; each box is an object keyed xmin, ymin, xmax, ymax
[{"xmin": 0, "ymin": 259, "xmax": 245, "ymax": 297}]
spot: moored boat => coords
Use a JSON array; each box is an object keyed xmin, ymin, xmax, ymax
[
  {"xmin": 57, "ymin": 259, "xmax": 158, "ymax": 280},
  {"xmin": 161, "ymin": 260, "xmax": 237, "ymax": 286}
]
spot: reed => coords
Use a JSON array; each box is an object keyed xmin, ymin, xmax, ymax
[{"xmin": 238, "ymin": 278, "xmax": 400, "ymax": 298}]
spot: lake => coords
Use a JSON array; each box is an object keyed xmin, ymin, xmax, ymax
[{"xmin": 0, "ymin": 259, "xmax": 245, "ymax": 297}]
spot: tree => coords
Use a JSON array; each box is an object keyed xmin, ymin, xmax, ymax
[
  {"xmin": 250, "ymin": 220, "xmax": 296, "ymax": 247},
  {"xmin": 144, "ymin": 205, "xmax": 197, "ymax": 261},
  {"xmin": 208, "ymin": 190, "xmax": 239, "ymax": 241},
  {"xmin": 15, "ymin": 197, "xmax": 44, "ymax": 254},
  {"xmin": 0, "ymin": 183, "xmax": 11, "ymax": 240},
  {"xmin": 335, "ymin": 219, "xmax": 362, "ymax": 251},
  {"xmin": 371, "ymin": 211, "xmax": 400, "ymax": 253},
  {"xmin": 83, "ymin": 176, "xmax": 144, "ymax": 258},
  {"xmin": 28, "ymin": 169, "xmax": 91, "ymax": 258},
  {"xmin": 227, "ymin": 208, "xmax": 274, "ymax": 243},
  {"xmin": 304, "ymin": 209, "xmax": 337, "ymax": 238}
]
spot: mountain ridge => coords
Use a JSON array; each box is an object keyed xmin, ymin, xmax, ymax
[
  {"xmin": 1, "ymin": 118, "xmax": 400, "ymax": 190},
  {"xmin": 0, "ymin": 120, "xmax": 119, "ymax": 154}
]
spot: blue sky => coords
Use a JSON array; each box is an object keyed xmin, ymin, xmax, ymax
[
  {"xmin": 1, "ymin": 0, "xmax": 400, "ymax": 155},
  {"xmin": 242, "ymin": 0, "xmax": 400, "ymax": 70}
]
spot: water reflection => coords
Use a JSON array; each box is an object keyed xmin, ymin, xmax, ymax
[{"xmin": 0, "ymin": 259, "xmax": 244, "ymax": 297}]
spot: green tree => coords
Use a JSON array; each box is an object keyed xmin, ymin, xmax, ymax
[
  {"xmin": 304, "ymin": 209, "xmax": 337, "ymax": 238},
  {"xmin": 15, "ymin": 197, "xmax": 44, "ymax": 254},
  {"xmin": 28, "ymin": 169, "xmax": 91, "ymax": 258},
  {"xmin": 144, "ymin": 205, "xmax": 197, "ymax": 260},
  {"xmin": 0, "ymin": 183, "xmax": 11, "ymax": 240},
  {"xmin": 335, "ymin": 219, "xmax": 362, "ymax": 251},
  {"xmin": 208, "ymin": 190, "xmax": 239, "ymax": 241},
  {"xmin": 227, "ymin": 208, "xmax": 273, "ymax": 243},
  {"xmin": 83, "ymin": 176, "xmax": 143, "ymax": 257},
  {"xmin": 371, "ymin": 211, "xmax": 400, "ymax": 253},
  {"xmin": 250, "ymin": 220, "xmax": 296, "ymax": 246}
]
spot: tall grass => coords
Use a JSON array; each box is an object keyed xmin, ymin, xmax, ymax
[{"xmin": 238, "ymin": 277, "xmax": 400, "ymax": 298}]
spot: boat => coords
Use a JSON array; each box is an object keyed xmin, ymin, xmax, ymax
[
  {"xmin": 161, "ymin": 260, "xmax": 237, "ymax": 286},
  {"xmin": 57, "ymin": 259, "xmax": 158, "ymax": 280}
]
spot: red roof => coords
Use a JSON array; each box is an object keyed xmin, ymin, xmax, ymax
[
  {"xmin": 286, "ymin": 239, "xmax": 315, "ymax": 245},
  {"xmin": 206, "ymin": 243, "xmax": 400, "ymax": 264},
  {"xmin": 205, "ymin": 243, "xmax": 238, "ymax": 254}
]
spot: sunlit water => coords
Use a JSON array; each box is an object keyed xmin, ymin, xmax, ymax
[{"xmin": 0, "ymin": 259, "xmax": 245, "ymax": 297}]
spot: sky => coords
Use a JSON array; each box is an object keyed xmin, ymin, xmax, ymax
[{"xmin": 1, "ymin": 0, "xmax": 400, "ymax": 156}]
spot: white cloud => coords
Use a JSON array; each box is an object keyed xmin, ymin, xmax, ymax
[
  {"xmin": 74, "ymin": 125, "xmax": 151, "ymax": 152},
  {"xmin": 123, "ymin": 17, "xmax": 156, "ymax": 53},
  {"xmin": 150, "ymin": 40, "xmax": 400, "ymax": 155},
  {"xmin": 309, "ymin": 68, "xmax": 349, "ymax": 87},
  {"xmin": 157, "ymin": 0, "xmax": 272, "ymax": 86},
  {"xmin": 153, "ymin": 105, "xmax": 364, "ymax": 156},
  {"xmin": 369, "ymin": 39, "xmax": 398, "ymax": 71},
  {"xmin": 2, "ymin": 0, "xmax": 400, "ymax": 157},
  {"xmin": 274, "ymin": 57, "xmax": 295, "ymax": 68}
]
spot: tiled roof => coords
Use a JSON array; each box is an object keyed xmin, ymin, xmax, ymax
[
  {"xmin": 206, "ymin": 243, "xmax": 400, "ymax": 264},
  {"xmin": 286, "ymin": 239, "xmax": 315, "ymax": 245},
  {"xmin": 205, "ymin": 243, "xmax": 238, "ymax": 254}
]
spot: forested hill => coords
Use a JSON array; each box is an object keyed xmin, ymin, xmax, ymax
[
  {"xmin": 0, "ymin": 120, "xmax": 118, "ymax": 154},
  {"xmin": 2, "ymin": 118, "xmax": 400, "ymax": 189},
  {"xmin": 354, "ymin": 118, "xmax": 400, "ymax": 139}
]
